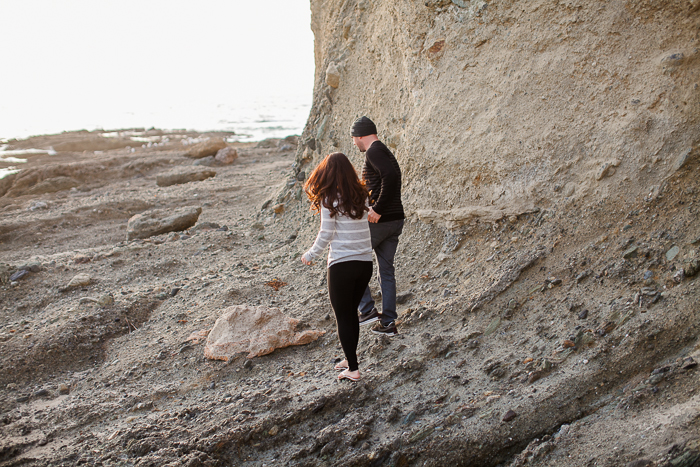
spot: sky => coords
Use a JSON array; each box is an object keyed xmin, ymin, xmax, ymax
[{"xmin": 0, "ymin": 0, "xmax": 315, "ymax": 140}]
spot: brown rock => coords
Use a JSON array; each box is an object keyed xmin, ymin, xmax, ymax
[
  {"xmin": 126, "ymin": 206, "xmax": 202, "ymax": 240},
  {"xmin": 204, "ymin": 305, "xmax": 325, "ymax": 360},
  {"xmin": 502, "ymin": 409, "xmax": 517, "ymax": 422},
  {"xmin": 184, "ymin": 138, "xmax": 227, "ymax": 159},
  {"xmin": 156, "ymin": 167, "xmax": 216, "ymax": 187},
  {"xmin": 215, "ymin": 146, "xmax": 238, "ymax": 165}
]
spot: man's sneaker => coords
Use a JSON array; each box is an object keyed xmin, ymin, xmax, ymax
[
  {"xmin": 359, "ymin": 308, "xmax": 380, "ymax": 326},
  {"xmin": 370, "ymin": 321, "xmax": 398, "ymax": 336}
]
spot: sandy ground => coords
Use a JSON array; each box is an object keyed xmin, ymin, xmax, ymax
[{"xmin": 0, "ymin": 129, "xmax": 699, "ymax": 467}]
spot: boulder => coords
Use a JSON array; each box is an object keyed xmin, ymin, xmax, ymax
[
  {"xmin": 156, "ymin": 167, "xmax": 216, "ymax": 187},
  {"xmin": 215, "ymin": 147, "xmax": 238, "ymax": 165},
  {"xmin": 126, "ymin": 206, "xmax": 202, "ymax": 241},
  {"xmin": 204, "ymin": 305, "xmax": 325, "ymax": 360},
  {"xmin": 183, "ymin": 138, "xmax": 227, "ymax": 159}
]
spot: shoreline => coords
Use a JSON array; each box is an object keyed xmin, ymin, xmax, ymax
[{"xmin": 0, "ymin": 128, "xmax": 300, "ymax": 180}]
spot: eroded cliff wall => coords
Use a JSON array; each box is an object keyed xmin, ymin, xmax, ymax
[{"xmin": 298, "ymin": 0, "xmax": 699, "ymax": 226}]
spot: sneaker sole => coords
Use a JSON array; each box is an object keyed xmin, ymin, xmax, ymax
[
  {"xmin": 371, "ymin": 328, "xmax": 397, "ymax": 337},
  {"xmin": 359, "ymin": 316, "xmax": 379, "ymax": 326}
]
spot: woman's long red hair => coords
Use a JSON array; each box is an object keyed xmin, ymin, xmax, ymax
[{"xmin": 304, "ymin": 152, "xmax": 369, "ymax": 219}]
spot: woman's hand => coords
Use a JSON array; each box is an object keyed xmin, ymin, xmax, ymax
[{"xmin": 301, "ymin": 256, "xmax": 312, "ymax": 266}]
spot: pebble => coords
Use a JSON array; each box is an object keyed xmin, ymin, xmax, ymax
[
  {"xmin": 666, "ymin": 246, "xmax": 680, "ymax": 262},
  {"xmin": 12, "ymin": 268, "xmax": 35, "ymax": 282},
  {"xmin": 502, "ymin": 409, "xmax": 517, "ymax": 422},
  {"xmin": 578, "ymin": 309, "xmax": 588, "ymax": 319},
  {"xmin": 58, "ymin": 383, "xmax": 70, "ymax": 395},
  {"xmin": 622, "ymin": 247, "xmax": 638, "ymax": 259}
]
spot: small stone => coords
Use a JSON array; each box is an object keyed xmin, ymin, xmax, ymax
[
  {"xmin": 170, "ymin": 287, "xmax": 181, "ymax": 297},
  {"xmin": 6, "ymin": 383, "xmax": 18, "ymax": 391},
  {"xmin": 502, "ymin": 409, "xmax": 517, "ymax": 422},
  {"xmin": 682, "ymin": 357, "xmax": 697, "ymax": 370},
  {"xmin": 622, "ymin": 246, "xmax": 638, "ymax": 259},
  {"xmin": 34, "ymin": 388, "xmax": 50, "ymax": 397},
  {"xmin": 466, "ymin": 339, "xmax": 480, "ymax": 349},
  {"xmin": 16, "ymin": 394, "xmax": 30, "ymax": 403},
  {"xmin": 666, "ymin": 245, "xmax": 680, "ymax": 262},
  {"xmin": 643, "ymin": 270, "xmax": 654, "ymax": 280},
  {"xmin": 58, "ymin": 383, "xmax": 70, "ymax": 395},
  {"xmin": 97, "ymin": 294, "xmax": 114, "ymax": 306},
  {"xmin": 484, "ymin": 317, "xmax": 501, "ymax": 336},
  {"xmin": 9, "ymin": 269, "xmax": 29, "ymax": 281},
  {"xmin": 268, "ymin": 425, "xmax": 280, "ymax": 436},
  {"xmin": 673, "ymin": 269, "xmax": 685, "ymax": 283},
  {"xmin": 562, "ymin": 340, "xmax": 576, "ymax": 348},
  {"xmin": 575, "ymin": 270, "xmax": 591, "ymax": 283},
  {"xmin": 272, "ymin": 204, "xmax": 285, "ymax": 214},
  {"xmin": 67, "ymin": 273, "xmax": 92, "ymax": 288},
  {"xmin": 578, "ymin": 309, "xmax": 588, "ymax": 319},
  {"xmin": 684, "ymin": 259, "xmax": 699, "ymax": 277},
  {"xmin": 209, "ymin": 382, "xmax": 216, "ymax": 390},
  {"xmin": 243, "ymin": 359, "xmax": 253, "ymax": 369},
  {"xmin": 296, "ymin": 171, "xmax": 306, "ymax": 181}
]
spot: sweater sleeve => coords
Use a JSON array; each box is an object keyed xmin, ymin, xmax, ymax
[
  {"xmin": 366, "ymin": 146, "xmax": 400, "ymax": 216},
  {"xmin": 302, "ymin": 206, "xmax": 336, "ymax": 262}
]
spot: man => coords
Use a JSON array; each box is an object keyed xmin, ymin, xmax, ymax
[{"xmin": 351, "ymin": 116, "xmax": 405, "ymax": 337}]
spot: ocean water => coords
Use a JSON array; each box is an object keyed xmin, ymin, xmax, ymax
[{"xmin": 0, "ymin": 93, "xmax": 311, "ymax": 143}]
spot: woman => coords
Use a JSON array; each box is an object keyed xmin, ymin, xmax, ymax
[{"xmin": 301, "ymin": 152, "xmax": 373, "ymax": 382}]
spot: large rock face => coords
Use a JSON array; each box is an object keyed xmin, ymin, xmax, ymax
[{"xmin": 296, "ymin": 0, "xmax": 699, "ymax": 225}]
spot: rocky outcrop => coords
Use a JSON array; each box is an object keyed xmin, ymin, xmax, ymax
[{"xmin": 292, "ymin": 0, "xmax": 699, "ymax": 227}]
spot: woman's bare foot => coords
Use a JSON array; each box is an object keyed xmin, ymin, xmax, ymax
[{"xmin": 337, "ymin": 369, "xmax": 360, "ymax": 381}]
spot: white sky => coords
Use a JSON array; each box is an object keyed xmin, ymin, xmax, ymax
[{"xmin": 0, "ymin": 0, "xmax": 315, "ymax": 139}]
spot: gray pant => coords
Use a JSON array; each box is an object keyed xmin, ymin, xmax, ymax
[{"xmin": 358, "ymin": 219, "xmax": 404, "ymax": 325}]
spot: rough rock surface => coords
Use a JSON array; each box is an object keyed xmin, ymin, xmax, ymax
[
  {"xmin": 155, "ymin": 167, "xmax": 216, "ymax": 187},
  {"xmin": 204, "ymin": 305, "xmax": 325, "ymax": 360},
  {"xmin": 126, "ymin": 206, "xmax": 202, "ymax": 240},
  {"xmin": 0, "ymin": 2, "xmax": 699, "ymax": 466}
]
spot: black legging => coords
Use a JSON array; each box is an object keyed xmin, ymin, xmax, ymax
[{"xmin": 327, "ymin": 260, "xmax": 373, "ymax": 372}]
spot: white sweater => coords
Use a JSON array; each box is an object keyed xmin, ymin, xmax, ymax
[{"xmin": 302, "ymin": 206, "xmax": 372, "ymax": 267}]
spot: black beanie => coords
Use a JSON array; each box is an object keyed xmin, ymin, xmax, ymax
[{"xmin": 351, "ymin": 116, "xmax": 377, "ymax": 137}]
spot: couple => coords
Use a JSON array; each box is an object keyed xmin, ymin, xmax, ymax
[{"xmin": 300, "ymin": 116, "xmax": 405, "ymax": 382}]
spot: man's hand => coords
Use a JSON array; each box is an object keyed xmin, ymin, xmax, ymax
[{"xmin": 367, "ymin": 207, "xmax": 381, "ymax": 223}]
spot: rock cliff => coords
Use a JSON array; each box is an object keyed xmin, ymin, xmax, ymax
[{"xmin": 296, "ymin": 0, "xmax": 698, "ymax": 226}]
